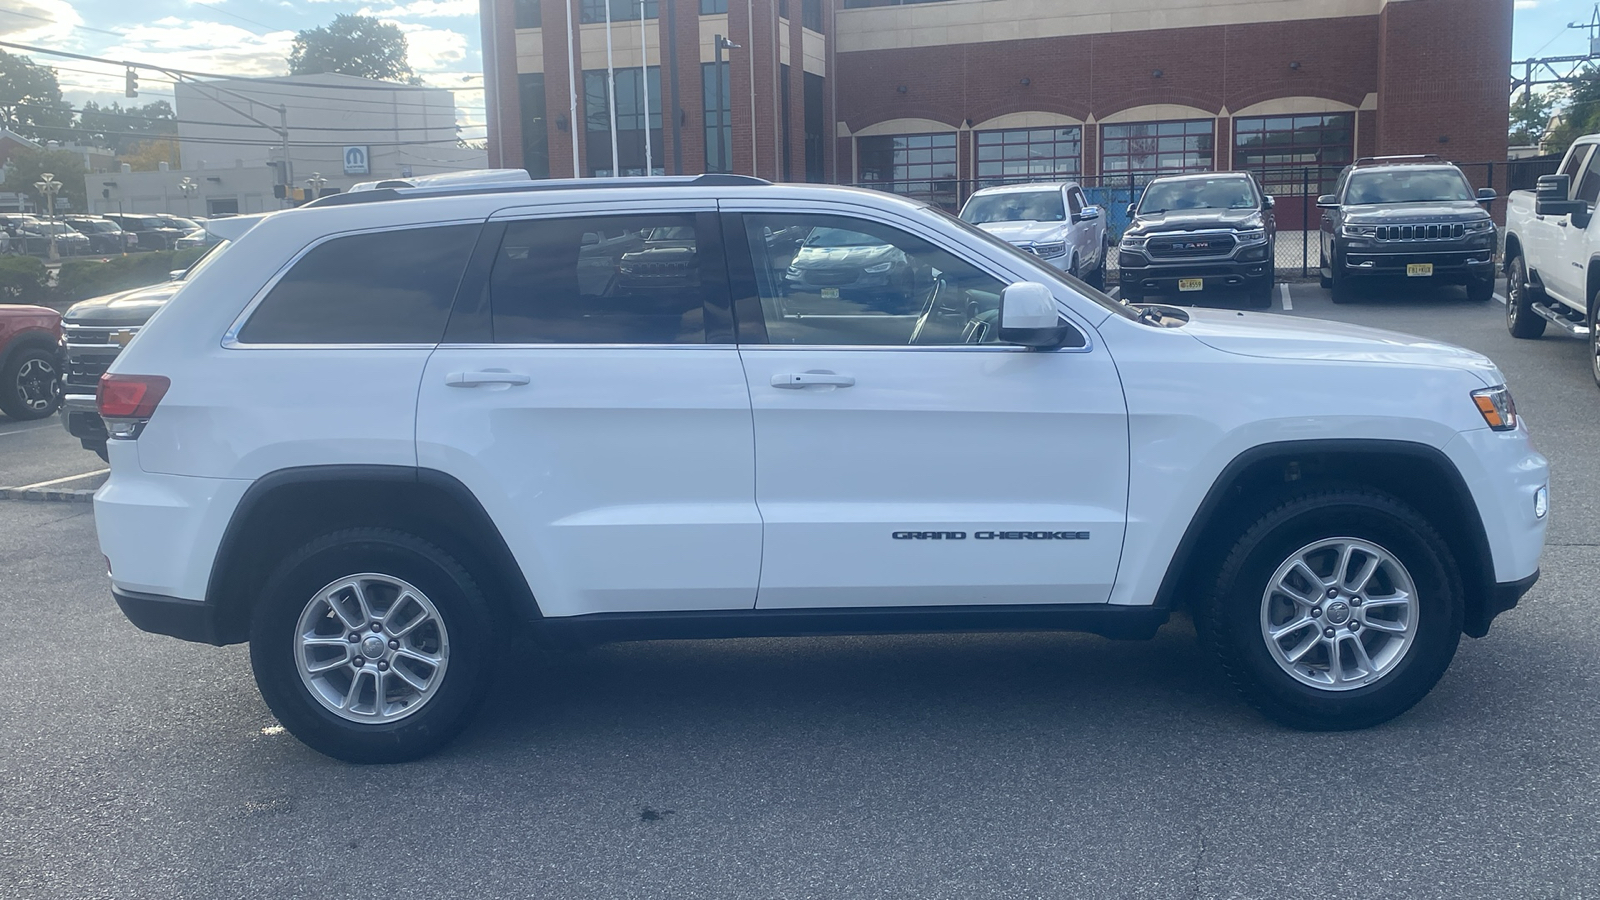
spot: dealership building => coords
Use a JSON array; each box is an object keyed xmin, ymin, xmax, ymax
[{"xmin": 481, "ymin": 0, "xmax": 1511, "ymax": 217}]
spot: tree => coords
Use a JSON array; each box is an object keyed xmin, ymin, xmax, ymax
[
  {"xmin": 79, "ymin": 101, "xmax": 178, "ymax": 155},
  {"xmin": 288, "ymin": 15, "xmax": 417, "ymax": 84},
  {"xmin": 1545, "ymin": 67, "xmax": 1600, "ymax": 157},
  {"xmin": 0, "ymin": 50, "xmax": 73, "ymax": 143},
  {"xmin": 1509, "ymin": 89, "xmax": 1559, "ymax": 149},
  {"xmin": 1, "ymin": 147, "xmax": 87, "ymax": 214},
  {"xmin": 119, "ymin": 136, "xmax": 181, "ymax": 173}
]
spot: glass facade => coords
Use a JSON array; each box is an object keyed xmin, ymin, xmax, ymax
[
  {"xmin": 1233, "ymin": 112, "xmax": 1355, "ymax": 198},
  {"xmin": 580, "ymin": 0, "xmax": 657, "ymax": 23},
  {"xmin": 702, "ymin": 61, "xmax": 732, "ymax": 173},
  {"xmin": 1100, "ymin": 119, "xmax": 1215, "ymax": 184},
  {"xmin": 514, "ymin": 0, "xmax": 541, "ymax": 28},
  {"xmin": 858, "ymin": 132, "xmax": 959, "ymax": 209},
  {"xmin": 975, "ymin": 127, "xmax": 1082, "ymax": 187},
  {"xmin": 518, "ymin": 73, "xmax": 549, "ymax": 179},
  {"xmin": 700, "ymin": 0, "xmax": 728, "ymax": 12},
  {"xmin": 584, "ymin": 67, "xmax": 663, "ymax": 177}
]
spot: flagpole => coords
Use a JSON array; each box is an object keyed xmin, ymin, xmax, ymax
[
  {"xmin": 604, "ymin": 0, "xmax": 620, "ymax": 176},
  {"xmin": 640, "ymin": 0, "xmax": 652, "ymax": 176},
  {"xmin": 566, "ymin": 0, "xmax": 580, "ymax": 177}
]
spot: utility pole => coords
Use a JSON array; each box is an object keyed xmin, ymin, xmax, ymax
[{"xmin": 713, "ymin": 35, "xmax": 739, "ymax": 173}]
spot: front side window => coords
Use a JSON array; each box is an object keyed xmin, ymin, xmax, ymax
[
  {"xmin": 742, "ymin": 213, "xmax": 1008, "ymax": 346},
  {"xmin": 1577, "ymin": 152, "xmax": 1600, "ymax": 206},
  {"xmin": 491, "ymin": 214, "xmax": 712, "ymax": 344},
  {"xmin": 238, "ymin": 225, "xmax": 477, "ymax": 344}
]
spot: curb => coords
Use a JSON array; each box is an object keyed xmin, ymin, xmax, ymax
[{"xmin": 0, "ymin": 487, "xmax": 97, "ymax": 503}]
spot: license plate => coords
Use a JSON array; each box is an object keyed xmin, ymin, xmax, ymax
[
  {"xmin": 821, "ymin": 287, "xmax": 840, "ymax": 299},
  {"xmin": 1406, "ymin": 263, "xmax": 1433, "ymax": 277},
  {"xmin": 1178, "ymin": 278, "xmax": 1204, "ymax": 292}
]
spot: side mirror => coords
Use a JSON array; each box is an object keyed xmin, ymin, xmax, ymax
[
  {"xmin": 1536, "ymin": 174, "xmax": 1569, "ymax": 201},
  {"xmin": 1076, "ymin": 207, "xmax": 1101, "ymax": 222},
  {"xmin": 1263, "ymin": 195, "xmax": 1276, "ymax": 209},
  {"xmin": 1536, "ymin": 175, "xmax": 1585, "ymax": 219},
  {"xmin": 1316, "ymin": 194, "xmax": 1339, "ymax": 209},
  {"xmin": 1475, "ymin": 188, "xmax": 1497, "ymax": 204},
  {"xmin": 1125, "ymin": 204, "xmax": 1137, "ymax": 219},
  {"xmin": 998, "ymin": 282, "xmax": 1070, "ymax": 349}
]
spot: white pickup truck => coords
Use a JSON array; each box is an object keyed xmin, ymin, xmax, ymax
[{"xmin": 1502, "ymin": 134, "xmax": 1600, "ymax": 388}]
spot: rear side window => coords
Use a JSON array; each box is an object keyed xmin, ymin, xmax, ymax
[{"xmin": 238, "ymin": 224, "xmax": 478, "ymax": 344}]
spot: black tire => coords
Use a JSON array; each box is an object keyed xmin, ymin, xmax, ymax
[
  {"xmin": 1319, "ymin": 247, "xmax": 1333, "ymax": 289},
  {"xmin": 1465, "ymin": 275, "xmax": 1494, "ymax": 303},
  {"xmin": 1198, "ymin": 489, "xmax": 1463, "ymax": 731},
  {"xmin": 249, "ymin": 528, "xmax": 495, "ymax": 763},
  {"xmin": 1590, "ymin": 294, "xmax": 1600, "ymax": 391},
  {"xmin": 1244, "ymin": 277, "xmax": 1275, "ymax": 309},
  {"xmin": 1088, "ymin": 239, "xmax": 1108, "ymax": 290},
  {"xmin": 1329, "ymin": 259, "xmax": 1356, "ymax": 304},
  {"xmin": 0, "ymin": 344, "xmax": 62, "ymax": 420},
  {"xmin": 1505, "ymin": 255, "xmax": 1547, "ymax": 339}
]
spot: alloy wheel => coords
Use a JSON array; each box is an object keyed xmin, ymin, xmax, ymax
[
  {"xmin": 294, "ymin": 573, "xmax": 450, "ymax": 723},
  {"xmin": 14, "ymin": 356, "xmax": 58, "ymax": 413}
]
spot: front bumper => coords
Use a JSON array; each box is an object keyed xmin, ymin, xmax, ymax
[
  {"xmin": 1117, "ymin": 254, "xmax": 1272, "ymax": 294},
  {"xmin": 1338, "ymin": 245, "xmax": 1496, "ymax": 282},
  {"xmin": 60, "ymin": 394, "xmax": 106, "ymax": 444}
]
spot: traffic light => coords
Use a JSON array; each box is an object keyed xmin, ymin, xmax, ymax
[{"xmin": 124, "ymin": 67, "xmax": 138, "ymax": 98}]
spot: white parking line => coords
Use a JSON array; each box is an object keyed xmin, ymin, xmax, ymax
[
  {"xmin": 4, "ymin": 469, "xmax": 109, "ymax": 492},
  {"xmin": 1493, "ymin": 293, "xmax": 1507, "ymax": 305},
  {"xmin": 0, "ymin": 424, "xmax": 55, "ymax": 438},
  {"xmin": 1279, "ymin": 283, "xmax": 1293, "ymax": 311},
  {"xmin": 1108, "ymin": 286, "xmax": 1121, "ymax": 300}
]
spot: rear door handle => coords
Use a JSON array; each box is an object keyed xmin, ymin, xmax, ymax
[
  {"xmin": 771, "ymin": 372, "xmax": 855, "ymax": 389},
  {"xmin": 446, "ymin": 370, "xmax": 531, "ymax": 388}
]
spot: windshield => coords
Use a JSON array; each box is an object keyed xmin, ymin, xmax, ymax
[
  {"xmin": 1345, "ymin": 168, "xmax": 1474, "ymax": 204},
  {"xmin": 1138, "ymin": 177, "xmax": 1256, "ymax": 214},
  {"xmin": 960, "ymin": 190, "xmax": 1067, "ymax": 225},
  {"xmin": 805, "ymin": 227, "xmax": 885, "ymax": 248},
  {"xmin": 923, "ymin": 205, "xmax": 1138, "ymax": 321},
  {"xmin": 164, "ymin": 217, "xmax": 200, "ymax": 231},
  {"xmin": 79, "ymin": 221, "xmax": 119, "ymax": 233}
]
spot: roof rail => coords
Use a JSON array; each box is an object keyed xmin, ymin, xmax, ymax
[
  {"xmin": 1352, "ymin": 155, "xmax": 1450, "ymax": 167},
  {"xmin": 304, "ymin": 173, "xmax": 772, "ymax": 208}
]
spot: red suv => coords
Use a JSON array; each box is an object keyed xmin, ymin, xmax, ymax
[{"xmin": 0, "ymin": 304, "xmax": 63, "ymax": 420}]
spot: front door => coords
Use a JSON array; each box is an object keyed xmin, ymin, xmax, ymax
[
  {"xmin": 416, "ymin": 205, "xmax": 762, "ymax": 618},
  {"xmin": 727, "ymin": 207, "xmax": 1130, "ymax": 609}
]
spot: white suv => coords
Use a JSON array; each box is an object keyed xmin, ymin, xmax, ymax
[{"xmin": 95, "ymin": 174, "xmax": 1548, "ymax": 762}]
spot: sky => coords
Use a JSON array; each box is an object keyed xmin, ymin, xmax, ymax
[
  {"xmin": 0, "ymin": 0, "xmax": 487, "ymax": 139},
  {"xmin": 0, "ymin": 0, "xmax": 1589, "ymax": 146}
]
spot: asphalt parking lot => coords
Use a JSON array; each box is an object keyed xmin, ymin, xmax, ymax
[{"xmin": 3, "ymin": 277, "xmax": 1599, "ymax": 899}]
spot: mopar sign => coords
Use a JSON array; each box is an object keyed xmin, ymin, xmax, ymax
[{"xmin": 343, "ymin": 146, "xmax": 369, "ymax": 175}]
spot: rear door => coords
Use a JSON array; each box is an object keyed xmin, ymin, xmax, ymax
[
  {"xmin": 415, "ymin": 201, "xmax": 762, "ymax": 618},
  {"xmin": 725, "ymin": 202, "xmax": 1130, "ymax": 609}
]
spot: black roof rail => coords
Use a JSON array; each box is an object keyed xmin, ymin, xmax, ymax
[
  {"xmin": 1352, "ymin": 155, "xmax": 1451, "ymax": 167},
  {"xmin": 303, "ymin": 173, "xmax": 772, "ymax": 208}
]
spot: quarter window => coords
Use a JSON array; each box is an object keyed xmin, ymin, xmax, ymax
[
  {"xmin": 237, "ymin": 225, "xmax": 478, "ymax": 345},
  {"xmin": 491, "ymin": 214, "xmax": 713, "ymax": 344},
  {"xmin": 741, "ymin": 213, "xmax": 1008, "ymax": 346}
]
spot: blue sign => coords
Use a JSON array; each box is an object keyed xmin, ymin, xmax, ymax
[{"xmin": 343, "ymin": 146, "xmax": 369, "ymax": 175}]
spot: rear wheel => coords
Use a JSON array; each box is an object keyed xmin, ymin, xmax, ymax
[
  {"xmin": 1198, "ymin": 489, "xmax": 1462, "ymax": 730},
  {"xmin": 1505, "ymin": 256, "xmax": 1547, "ymax": 339},
  {"xmin": 1590, "ymin": 294, "xmax": 1600, "ymax": 390},
  {"xmin": 0, "ymin": 345, "xmax": 61, "ymax": 420},
  {"xmin": 1088, "ymin": 238, "xmax": 1108, "ymax": 290},
  {"xmin": 250, "ymin": 528, "xmax": 494, "ymax": 763}
]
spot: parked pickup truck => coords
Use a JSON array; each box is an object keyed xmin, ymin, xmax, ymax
[
  {"xmin": 959, "ymin": 182, "xmax": 1109, "ymax": 288},
  {"xmin": 1503, "ymin": 135, "xmax": 1600, "ymax": 389}
]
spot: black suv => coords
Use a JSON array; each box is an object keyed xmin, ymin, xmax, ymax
[
  {"xmin": 1117, "ymin": 172, "xmax": 1277, "ymax": 308},
  {"xmin": 1318, "ymin": 156, "xmax": 1498, "ymax": 303}
]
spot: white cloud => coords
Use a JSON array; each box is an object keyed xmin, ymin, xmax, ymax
[
  {"xmin": 104, "ymin": 18, "xmax": 296, "ymax": 79},
  {"xmin": 358, "ymin": 0, "xmax": 477, "ymax": 18},
  {"xmin": 0, "ymin": 0, "xmax": 85, "ymax": 47},
  {"xmin": 1515, "ymin": 0, "xmax": 1539, "ymax": 8},
  {"xmin": 389, "ymin": 21, "xmax": 469, "ymax": 73}
]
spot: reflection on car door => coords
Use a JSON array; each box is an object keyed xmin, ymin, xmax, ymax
[
  {"xmin": 726, "ymin": 205, "xmax": 1130, "ymax": 609},
  {"xmin": 415, "ymin": 204, "xmax": 762, "ymax": 618}
]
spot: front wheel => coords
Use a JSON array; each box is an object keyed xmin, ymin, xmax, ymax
[
  {"xmin": 1506, "ymin": 256, "xmax": 1547, "ymax": 339},
  {"xmin": 1465, "ymin": 275, "xmax": 1494, "ymax": 303},
  {"xmin": 249, "ymin": 528, "xmax": 495, "ymax": 763},
  {"xmin": 0, "ymin": 346, "xmax": 62, "ymax": 420},
  {"xmin": 1329, "ymin": 260, "xmax": 1356, "ymax": 304},
  {"xmin": 1198, "ymin": 489, "xmax": 1462, "ymax": 730}
]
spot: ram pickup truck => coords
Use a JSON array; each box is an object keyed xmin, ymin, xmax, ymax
[
  {"xmin": 959, "ymin": 182, "xmax": 1109, "ymax": 288},
  {"xmin": 1503, "ymin": 133, "xmax": 1600, "ymax": 389}
]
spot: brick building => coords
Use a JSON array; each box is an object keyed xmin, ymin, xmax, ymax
[{"xmin": 480, "ymin": 0, "xmax": 1511, "ymax": 218}]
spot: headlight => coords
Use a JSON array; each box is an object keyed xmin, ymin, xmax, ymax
[
  {"xmin": 1464, "ymin": 219, "xmax": 1496, "ymax": 234},
  {"xmin": 864, "ymin": 262, "xmax": 894, "ymax": 274},
  {"xmin": 1119, "ymin": 235, "xmax": 1146, "ymax": 251},
  {"xmin": 1031, "ymin": 241, "xmax": 1066, "ymax": 258},
  {"xmin": 1342, "ymin": 224, "xmax": 1377, "ymax": 238},
  {"xmin": 1471, "ymin": 385, "xmax": 1518, "ymax": 431},
  {"xmin": 1235, "ymin": 229, "xmax": 1267, "ymax": 244}
]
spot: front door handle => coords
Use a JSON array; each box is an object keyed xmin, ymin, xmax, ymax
[
  {"xmin": 446, "ymin": 370, "xmax": 531, "ymax": 388},
  {"xmin": 771, "ymin": 372, "xmax": 855, "ymax": 389}
]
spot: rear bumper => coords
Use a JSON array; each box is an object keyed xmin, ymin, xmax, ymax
[{"xmin": 113, "ymin": 588, "xmax": 229, "ymax": 645}]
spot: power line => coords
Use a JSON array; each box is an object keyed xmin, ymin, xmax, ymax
[
  {"xmin": 187, "ymin": 0, "xmax": 290, "ymax": 35},
  {"xmin": 0, "ymin": 8, "xmax": 126, "ymax": 38},
  {"xmin": 12, "ymin": 100, "xmax": 477, "ymax": 134}
]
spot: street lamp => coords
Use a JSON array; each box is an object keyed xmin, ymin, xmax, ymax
[
  {"xmin": 177, "ymin": 176, "xmax": 197, "ymax": 218},
  {"xmin": 712, "ymin": 35, "xmax": 740, "ymax": 174},
  {"xmin": 304, "ymin": 172, "xmax": 327, "ymax": 203},
  {"xmin": 33, "ymin": 173, "xmax": 61, "ymax": 261}
]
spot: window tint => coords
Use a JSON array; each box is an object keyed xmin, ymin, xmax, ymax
[
  {"xmin": 1578, "ymin": 152, "xmax": 1600, "ymax": 206},
  {"xmin": 1559, "ymin": 146, "xmax": 1590, "ymax": 199},
  {"xmin": 1067, "ymin": 189, "xmax": 1083, "ymax": 216},
  {"xmin": 491, "ymin": 214, "xmax": 710, "ymax": 344},
  {"xmin": 239, "ymin": 225, "xmax": 477, "ymax": 344},
  {"xmin": 743, "ymin": 213, "xmax": 1008, "ymax": 346}
]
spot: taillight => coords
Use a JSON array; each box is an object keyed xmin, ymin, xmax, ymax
[{"xmin": 98, "ymin": 373, "xmax": 170, "ymax": 420}]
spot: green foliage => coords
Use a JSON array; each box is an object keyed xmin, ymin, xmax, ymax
[
  {"xmin": 54, "ymin": 249, "xmax": 206, "ymax": 302},
  {"xmin": 0, "ymin": 50, "xmax": 73, "ymax": 143},
  {"xmin": 1544, "ymin": 68, "xmax": 1600, "ymax": 158},
  {"xmin": 0, "ymin": 254, "xmax": 49, "ymax": 304},
  {"xmin": 2, "ymin": 147, "xmax": 88, "ymax": 215},
  {"xmin": 1509, "ymin": 89, "xmax": 1559, "ymax": 148},
  {"xmin": 79, "ymin": 100, "xmax": 178, "ymax": 155},
  {"xmin": 289, "ymin": 15, "xmax": 417, "ymax": 84}
]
